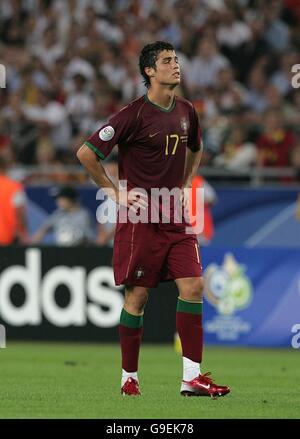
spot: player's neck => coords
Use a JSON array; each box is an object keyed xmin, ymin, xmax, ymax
[{"xmin": 147, "ymin": 87, "xmax": 175, "ymax": 110}]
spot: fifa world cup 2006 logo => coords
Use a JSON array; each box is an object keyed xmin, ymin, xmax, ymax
[{"xmin": 203, "ymin": 253, "xmax": 253, "ymax": 316}]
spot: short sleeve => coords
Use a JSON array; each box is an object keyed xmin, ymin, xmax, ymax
[
  {"xmin": 187, "ymin": 105, "xmax": 202, "ymax": 152},
  {"xmin": 84, "ymin": 105, "xmax": 136, "ymax": 160}
]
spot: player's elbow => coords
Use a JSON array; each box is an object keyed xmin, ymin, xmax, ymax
[
  {"xmin": 76, "ymin": 144, "xmax": 96, "ymax": 166},
  {"xmin": 76, "ymin": 144, "xmax": 86, "ymax": 163}
]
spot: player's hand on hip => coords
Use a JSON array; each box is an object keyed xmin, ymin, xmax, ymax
[
  {"xmin": 117, "ymin": 189, "xmax": 148, "ymax": 213},
  {"xmin": 180, "ymin": 187, "xmax": 191, "ymax": 211}
]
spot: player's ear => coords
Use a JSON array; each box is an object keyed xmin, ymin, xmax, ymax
[{"xmin": 144, "ymin": 66, "xmax": 155, "ymax": 79}]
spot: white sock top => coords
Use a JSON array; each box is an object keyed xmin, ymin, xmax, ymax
[
  {"xmin": 182, "ymin": 356, "xmax": 201, "ymax": 382},
  {"xmin": 121, "ymin": 369, "xmax": 138, "ymax": 387}
]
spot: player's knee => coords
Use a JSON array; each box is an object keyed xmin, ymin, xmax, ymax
[
  {"xmin": 133, "ymin": 294, "xmax": 148, "ymax": 313},
  {"xmin": 182, "ymin": 277, "xmax": 204, "ymax": 301},
  {"xmin": 126, "ymin": 297, "xmax": 148, "ymax": 314},
  {"xmin": 125, "ymin": 286, "xmax": 149, "ymax": 313}
]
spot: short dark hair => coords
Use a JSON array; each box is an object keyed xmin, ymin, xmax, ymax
[{"xmin": 139, "ymin": 41, "xmax": 175, "ymax": 88}]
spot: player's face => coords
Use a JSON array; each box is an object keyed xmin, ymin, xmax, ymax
[{"xmin": 153, "ymin": 50, "xmax": 181, "ymax": 87}]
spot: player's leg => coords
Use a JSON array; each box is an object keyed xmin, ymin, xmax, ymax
[
  {"xmin": 119, "ymin": 285, "xmax": 149, "ymax": 396},
  {"xmin": 176, "ymin": 275, "xmax": 230, "ymax": 397},
  {"xmin": 175, "ymin": 276, "xmax": 204, "ymax": 389},
  {"xmin": 165, "ymin": 235, "xmax": 230, "ymax": 397},
  {"xmin": 114, "ymin": 222, "xmax": 168, "ymax": 395}
]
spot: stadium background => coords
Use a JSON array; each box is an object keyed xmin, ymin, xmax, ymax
[{"xmin": 0, "ymin": 0, "xmax": 300, "ymax": 419}]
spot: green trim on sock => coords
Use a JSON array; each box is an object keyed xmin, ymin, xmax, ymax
[
  {"xmin": 177, "ymin": 298, "xmax": 202, "ymax": 315},
  {"xmin": 120, "ymin": 308, "xmax": 144, "ymax": 328}
]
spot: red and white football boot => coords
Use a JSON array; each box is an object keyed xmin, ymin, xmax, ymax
[
  {"xmin": 181, "ymin": 372, "xmax": 230, "ymax": 398},
  {"xmin": 121, "ymin": 377, "xmax": 141, "ymax": 396}
]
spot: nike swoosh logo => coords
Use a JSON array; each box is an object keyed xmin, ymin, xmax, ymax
[
  {"xmin": 183, "ymin": 380, "xmax": 210, "ymax": 390},
  {"xmin": 149, "ymin": 132, "xmax": 160, "ymax": 137},
  {"xmin": 199, "ymin": 383, "xmax": 210, "ymax": 389}
]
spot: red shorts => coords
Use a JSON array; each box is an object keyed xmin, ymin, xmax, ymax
[{"xmin": 113, "ymin": 222, "xmax": 202, "ymax": 288}]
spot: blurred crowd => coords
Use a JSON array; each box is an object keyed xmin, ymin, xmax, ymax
[{"xmin": 1, "ymin": 0, "xmax": 300, "ymax": 183}]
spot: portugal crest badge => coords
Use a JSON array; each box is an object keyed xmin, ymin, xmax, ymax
[
  {"xmin": 134, "ymin": 266, "xmax": 145, "ymax": 279},
  {"xmin": 180, "ymin": 117, "xmax": 189, "ymax": 135}
]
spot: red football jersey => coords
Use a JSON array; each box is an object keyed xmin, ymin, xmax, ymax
[{"xmin": 85, "ymin": 94, "xmax": 201, "ymax": 191}]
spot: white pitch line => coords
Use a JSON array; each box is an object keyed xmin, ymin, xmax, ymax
[{"xmin": 245, "ymin": 203, "xmax": 296, "ymax": 248}]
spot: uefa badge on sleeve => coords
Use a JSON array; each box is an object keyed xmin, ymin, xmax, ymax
[{"xmin": 99, "ymin": 126, "xmax": 115, "ymax": 141}]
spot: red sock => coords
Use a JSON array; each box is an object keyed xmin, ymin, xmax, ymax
[
  {"xmin": 119, "ymin": 309, "xmax": 143, "ymax": 372},
  {"xmin": 176, "ymin": 298, "xmax": 203, "ymax": 363}
]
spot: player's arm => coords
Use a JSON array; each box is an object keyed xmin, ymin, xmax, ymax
[
  {"xmin": 181, "ymin": 105, "xmax": 203, "ymax": 208},
  {"xmin": 182, "ymin": 104, "xmax": 203, "ymax": 188},
  {"xmin": 181, "ymin": 144, "xmax": 203, "ymax": 211},
  {"xmin": 182, "ymin": 141, "xmax": 203, "ymax": 188},
  {"xmin": 77, "ymin": 145, "xmax": 118, "ymax": 202},
  {"xmin": 77, "ymin": 106, "xmax": 147, "ymax": 210},
  {"xmin": 76, "ymin": 145, "xmax": 147, "ymax": 211}
]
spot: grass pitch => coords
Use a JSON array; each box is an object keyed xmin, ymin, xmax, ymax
[{"xmin": 0, "ymin": 342, "xmax": 299, "ymax": 419}]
